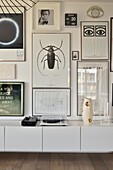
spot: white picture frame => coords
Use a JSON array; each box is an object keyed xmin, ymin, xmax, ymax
[
  {"xmin": 0, "ymin": 7, "xmax": 25, "ymax": 61},
  {"xmin": 32, "ymin": 88, "xmax": 71, "ymax": 116},
  {"xmin": 32, "ymin": 33, "xmax": 71, "ymax": 88},
  {"xmin": 77, "ymin": 61, "xmax": 108, "ymax": 116},
  {"xmin": 32, "ymin": 2, "xmax": 60, "ymax": 31},
  {"xmin": 81, "ymin": 21, "xmax": 108, "ymax": 60}
]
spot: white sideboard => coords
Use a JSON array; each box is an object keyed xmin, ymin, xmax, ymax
[
  {"xmin": 0, "ymin": 127, "xmax": 4, "ymax": 151},
  {"xmin": 5, "ymin": 126, "xmax": 42, "ymax": 152},
  {"xmin": 0, "ymin": 120, "xmax": 113, "ymax": 152},
  {"xmin": 81, "ymin": 126, "xmax": 113, "ymax": 152},
  {"xmin": 43, "ymin": 126, "xmax": 80, "ymax": 152}
]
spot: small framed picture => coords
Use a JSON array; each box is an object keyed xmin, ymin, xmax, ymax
[
  {"xmin": 32, "ymin": 2, "xmax": 60, "ymax": 31},
  {"xmin": 72, "ymin": 51, "xmax": 79, "ymax": 60},
  {"xmin": 65, "ymin": 13, "xmax": 77, "ymax": 26}
]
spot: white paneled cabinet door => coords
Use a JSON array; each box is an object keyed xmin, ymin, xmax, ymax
[
  {"xmin": 0, "ymin": 127, "xmax": 4, "ymax": 151},
  {"xmin": 43, "ymin": 126, "xmax": 80, "ymax": 152},
  {"xmin": 81, "ymin": 126, "xmax": 113, "ymax": 152},
  {"xmin": 5, "ymin": 127, "xmax": 42, "ymax": 152}
]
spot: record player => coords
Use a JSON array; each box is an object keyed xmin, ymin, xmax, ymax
[{"xmin": 40, "ymin": 114, "xmax": 68, "ymax": 126}]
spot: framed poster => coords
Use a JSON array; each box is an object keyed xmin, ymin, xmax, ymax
[
  {"xmin": 0, "ymin": 82, "xmax": 24, "ymax": 116},
  {"xmin": 32, "ymin": 88, "xmax": 71, "ymax": 116},
  {"xmin": 110, "ymin": 17, "xmax": 113, "ymax": 71},
  {"xmin": 77, "ymin": 61, "xmax": 108, "ymax": 116},
  {"xmin": 65, "ymin": 13, "xmax": 77, "ymax": 26},
  {"xmin": 81, "ymin": 21, "xmax": 108, "ymax": 60},
  {"xmin": 32, "ymin": 2, "xmax": 60, "ymax": 31},
  {"xmin": 32, "ymin": 33, "xmax": 70, "ymax": 88},
  {"xmin": 0, "ymin": 7, "xmax": 25, "ymax": 61}
]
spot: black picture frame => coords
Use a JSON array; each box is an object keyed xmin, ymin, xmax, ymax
[
  {"xmin": 65, "ymin": 13, "xmax": 77, "ymax": 26},
  {"xmin": 0, "ymin": 82, "xmax": 24, "ymax": 116},
  {"xmin": 72, "ymin": 51, "xmax": 79, "ymax": 60},
  {"xmin": 110, "ymin": 17, "xmax": 113, "ymax": 71}
]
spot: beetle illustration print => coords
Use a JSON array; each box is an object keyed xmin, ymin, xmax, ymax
[{"xmin": 37, "ymin": 40, "xmax": 65, "ymax": 76}]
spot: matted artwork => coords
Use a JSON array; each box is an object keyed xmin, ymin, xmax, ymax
[
  {"xmin": 81, "ymin": 21, "xmax": 108, "ymax": 60},
  {"xmin": 77, "ymin": 61, "xmax": 108, "ymax": 116},
  {"xmin": 32, "ymin": 33, "xmax": 70, "ymax": 88},
  {"xmin": 32, "ymin": 88, "xmax": 71, "ymax": 116},
  {"xmin": 0, "ymin": 64, "xmax": 15, "ymax": 79},
  {"xmin": 0, "ymin": 82, "xmax": 24, "ymax": 116},
  {"xmin": 0, "ymin": 7, "xmax": 25, "ymax": 61},
  {"xmin": 32, "ymin": 2, "xmax": 60, "ymax": 31}
]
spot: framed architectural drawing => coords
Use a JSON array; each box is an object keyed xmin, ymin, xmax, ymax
[
  {"xmin": 0, "ymin": 7, "xmax": 25, "ymax": 61},
  {"xmin": 0, "ymin": 82, "xmax": 24, "ymax": 116},
  {"xmin": 32, "ymin": 2, "xmax": 60, "ymax": 31},
  {"xmin": 110, "ymin": 17, "xmax": 113, "ymax": 71},
  {"xmin": 77, "ymin": 61, "xmax": 108, "ymax": 116},
  {"xmin": 81, "ymin": 21, "xmax": 108, "ymax": 60},
  {"xmin": 32, "ymin": 33, "xmax": 70, "ymax": 88},
  {"xmin": 32, "ymin": 88, "xmax": 71, "ymax": 116}
]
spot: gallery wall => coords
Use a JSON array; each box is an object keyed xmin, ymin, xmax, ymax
[{"xmin": 2, "ymin": 1, "xmax": 113, "ymax": 120}]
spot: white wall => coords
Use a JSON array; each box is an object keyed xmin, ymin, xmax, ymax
[
  {"xmin": 60, "ymin": 2, "xmax": 113, "ymax": 119},
  {"xmin": 3, "ymin": 2, "xmax": 113, "ymax": 120}
]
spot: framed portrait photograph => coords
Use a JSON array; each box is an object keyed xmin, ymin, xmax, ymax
[
  {"xmin": 77, "ymin": 61, "xmax": 108, "ymax": 116},
  {"xmin": 32, "ymin": 33, "xmax": 71, "ymax": 88},
  {"xmin": 0, "ymin": 82, "xmax": 24, "ymax": 116},
  {"xmin": 72, "ymin": 51, "xmax": 79, "ymax": 60},
  {"xmin": 0, "ymin": 7, "xmax": 25, "ymax": 61},
  {"xmin": 32, "ymin": 2, "xmax": 60, "ymax": 31},
  {"xmin": 81, "ymin": 21, "xmax": 109, "ymax": 60},
  {"xmin": 110, "ymin": 17, "xmax": 113, "ymax": 71},
  {"xmin": 32, "ymin": 88, "xmax": 71, "ymax": 116}
]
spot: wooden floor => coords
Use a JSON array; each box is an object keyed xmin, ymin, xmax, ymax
[{"xmin": 0, "ymin": 153, "xmax": 113, "ymax": 170}]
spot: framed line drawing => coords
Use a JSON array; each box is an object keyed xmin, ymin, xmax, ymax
[
  {"xmin": 32, "ymin": 88, "xmax": 71, "ymax": 116},
  {"xmin": 32, "ymin": 2, "xmax": 60, "ymax": 31},
  {"xmin": 77, "ymin": 61, "xmax": 108, "ymax": 116},
  {"xmin": 0, "ymin": 7, "xmax": 25, "ymax": 61},
  {"xmin": 32, "ymin": 33, "xmax": 71, "ymax": 88},
  {"xmin": 110, "ymin": 17, "xmax": 113, "ymax": 71},
  {"xmin": 72, "ymin": 51, "xmax": 79, "ymax": 60},
  {"xmin": 0, "ymin": 82, "xmax": 24, "ymax": 116},
  {"xmin": 81, "ymin": 21, "xmax": 109, "ymax": 60}
]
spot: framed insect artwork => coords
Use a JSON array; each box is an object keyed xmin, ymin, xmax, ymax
[
  {"xmin": 32, "ymin": 33, "xmax": 71, "ymax": 88},
  {"xmin": 81, "ymin": 21, "xmax": 108, "ymax": 60},
  {"xmin": 0, "ymin": 7, "xmax": 25, "ymax": 61}
]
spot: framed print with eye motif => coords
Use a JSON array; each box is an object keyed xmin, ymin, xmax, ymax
[{"xmin": 81, "ymin": 21, "xmax": 108, "ymax": 60}]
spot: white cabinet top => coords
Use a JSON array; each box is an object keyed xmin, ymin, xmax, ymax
[{"xmin": 0, "ymin": 120, "xmax": 112, "ymax": 127}]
